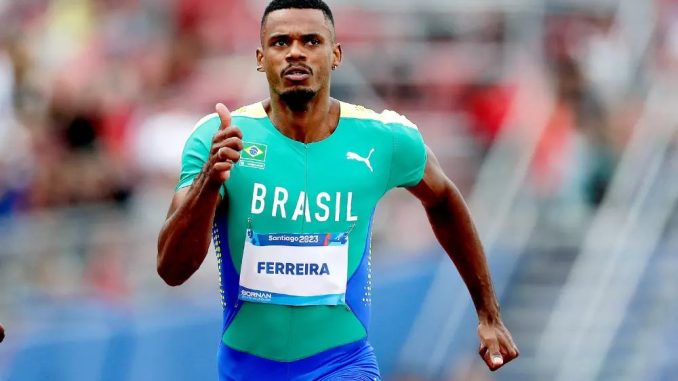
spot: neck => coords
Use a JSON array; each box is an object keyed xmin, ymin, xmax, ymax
[{"xmin": 264, "ymin": 89, "xmax": 340, "ymax": 144}]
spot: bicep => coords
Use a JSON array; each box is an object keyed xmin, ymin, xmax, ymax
[{"xmin": 407, "ymin": 146, "xmax": 455, "ymax": 208}]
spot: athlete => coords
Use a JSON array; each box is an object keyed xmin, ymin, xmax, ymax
[
  {"xmin": 0, "ymin": 322, "xmax": 4, "ymax": 343},
  {"xmin": 157, "ymin": 0, "xmax": 518, "ymax": 379}
]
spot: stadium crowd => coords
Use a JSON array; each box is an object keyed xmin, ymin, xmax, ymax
[{"xmin": 3, "ymin": 0, "xmax": 675, "ymax": 216}]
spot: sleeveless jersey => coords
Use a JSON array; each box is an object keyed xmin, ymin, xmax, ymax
[{"xmin": 177, "ymin": 101, "xmax": 427, "ymax": 379}]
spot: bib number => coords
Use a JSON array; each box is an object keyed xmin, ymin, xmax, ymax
[{"xmin": 238, "ymin": 229, "xmax": 349, "ymax": 306}]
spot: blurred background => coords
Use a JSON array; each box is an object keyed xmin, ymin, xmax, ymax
[{"xmin": 0, "ymin": 0, "xmax": 676, "ymax": 380}]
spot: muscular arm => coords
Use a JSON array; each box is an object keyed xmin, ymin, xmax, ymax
[
  {"xmin": 408, "ymin": 147, "xmax": 499, "ymax": 321},
  {"xmin": 408, "ymin": 146, "xmax": 518, "ymax": 370},
  {"xmin": 157, "ymin": 176, "xmax": 222, "ymax": 286},
  {"xmin": 157, "ymin": 104, "xmax": 242, "ymax": 286}
]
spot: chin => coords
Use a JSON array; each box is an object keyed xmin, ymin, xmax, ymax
[
  {"xmin": 279, "ymin": 88, "xmax": 318, "ymax": 112},
  {"xmin": 283, "ymin": 83, "xmax": 313, "ymax": 92}
]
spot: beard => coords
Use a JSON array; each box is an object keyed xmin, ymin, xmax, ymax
[{"xmin": 279, "ymin": 88, "xmax": 317, "ymax": 112}]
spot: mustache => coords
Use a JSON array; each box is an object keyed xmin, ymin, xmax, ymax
[{"xmin": 281, "ymin": 64, "xmax": 313, "ymax": 77}]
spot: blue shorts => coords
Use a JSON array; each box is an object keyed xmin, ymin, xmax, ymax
[{"xmin": 217, "ymin": 339, "xmax": 381, "ymax": 381}]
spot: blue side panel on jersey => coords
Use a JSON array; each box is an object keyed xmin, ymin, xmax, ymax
[
  {"xmin": 345, "ymin": 210, "xmax": 375, "ymax": 333},
  {"xmin": 213, "ymin": 215, "xmax": 243, "ymax": 335},
  {"xmin": 217, "ymin": 339, "xmax": 380, "ymax": 381}
]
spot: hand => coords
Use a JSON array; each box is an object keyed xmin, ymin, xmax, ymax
[
  {"xmin": 478, "ymin": 319, "xmax": 519, "ymax": 371},
  {"xmin": 203, "ymin": 103, "xmax": 244, "ymax": 186}
]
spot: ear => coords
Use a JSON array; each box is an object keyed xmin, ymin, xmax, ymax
[
  {"xmin": 332, "ymin": 43, "xmax": 342, "ymax": 69},
  {"xmin": 256, "ymin": 47, "xmax": 264, "ymax": 69}
]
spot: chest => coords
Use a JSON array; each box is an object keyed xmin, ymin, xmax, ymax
[{"xmin": 226, "ymin": 124, "xmax": 391, "ymax": 228}]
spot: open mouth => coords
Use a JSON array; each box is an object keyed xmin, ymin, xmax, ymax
[{"xmin": 283, "ymin": 66, "xmax": 312, "ymax": 82}]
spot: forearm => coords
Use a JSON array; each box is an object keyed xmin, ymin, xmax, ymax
[
  {"xmin": 425, "ymin": 183, "xmax": 500, "ymax": 322},
  {"xmin": 157, "ymin": 173, "xmax": 222, "ymax": 286}
]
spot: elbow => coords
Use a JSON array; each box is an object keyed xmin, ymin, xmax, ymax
[
  {"xmin": 156, "ymin": 227, "xmax": 206, "ymax": 287},
  {"xmin": 157, "ymin": 233, "xmax": 188, "ymax": 287},
  {"xmin": 158, "ymin": 264, "xmax": 188, "ymax": 287},
  {"xmin": 157, "ymin": 245, "xmax": 194, "ymax": 287},
  {"xmin": 157, "ymin": 260, "xmax": 179, "ymax": 286},
  {"xmin": 158, "ymin": 266, "xmax": 186, "ymax": 287},
  {"xmin": 164, "ymin": 278, "xmax": 186, "ymax": 287}
]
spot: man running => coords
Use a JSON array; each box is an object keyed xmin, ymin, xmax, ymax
[{"xmin": 157, "ymin": 0, "xmax": 518, "ymax": 379}]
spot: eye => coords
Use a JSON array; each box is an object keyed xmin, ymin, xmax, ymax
[
  {"xmin": 307, "ymin": 38, "xmax": 321, "ymax": 46},
  {"xmin": 274, "ymin": 40, "xmax": 287, "ymax": 47}
]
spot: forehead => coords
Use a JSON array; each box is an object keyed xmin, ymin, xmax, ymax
[{"xmin": 262, "ymin": 8, "xmax": 333, "ymax": 38}]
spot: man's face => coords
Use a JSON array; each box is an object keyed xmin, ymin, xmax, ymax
[{"xmin": 258, "ymin": 9, "xmax": 341, "ymax": 109}]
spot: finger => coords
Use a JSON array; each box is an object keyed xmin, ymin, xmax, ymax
[
  {"xmin": 211, "ymin": 137, "xmax": 244, "ymax": 155},
  {"xmin": 212, "ymin": 161, "xmax": 234, "ymax": 182},
  {"xmin": 506, "ymin": 345, "xmax": 519, "ymax": 361},
  {"xmin": 212, "ymin": 126, "xmax": 244, "ymax": 143},
  {"xmin": 499, "ymin": 343, "xmax": 510, "ymax": 357},
  {"xmin": 499, "ymin": 333, "xmax": 519, "ymax": 360},
  {"xmin": 501, "ymin": 338, "xmax": 518, "ymax": 357},
  {"xmin": 216, "ymin": 103, "xmax": 231, "ymax": 130},
  {"xmin": 217, "ymin": 147, "xmax": 241, "ymax": 163},
  {"xmin": 213, "ymin": 161, "xmax": 234, "ymax": 172},
  {"xmin": 491, "ymin": 353, "xmax": 504, "ymax": 369},
  {"xmin": 485, "ymin": 341, "xmax": 503, "ymax": 371}
]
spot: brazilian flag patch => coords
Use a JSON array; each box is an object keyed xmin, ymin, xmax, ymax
[{"xmin": 240, "ymin": 142, "xmax": 267, "ymax": 169}]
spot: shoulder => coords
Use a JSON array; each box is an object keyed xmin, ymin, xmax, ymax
[
  {"xmin": 231, "ymin": 102, "xmax": 267, "ymax": 119},
  {"xmin": 188, "ymin": 102, "xmax": 267, "ymax": 140},
  {"xmin": 185, "ymin": 112, "xmax": 220, "ymax": 145},
  {"xmin": 339, "ymin": 101, "xmax": 418, "ymax": 130}
]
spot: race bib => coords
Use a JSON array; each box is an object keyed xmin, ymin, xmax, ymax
[{"xmin": 238, "ymin": 229, "xmax": 349, "ymax": 306}]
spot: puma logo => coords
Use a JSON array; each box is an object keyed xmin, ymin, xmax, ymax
[{"xmin": 346, "ymin": 148, "xmax": 375, "ymax": 172}]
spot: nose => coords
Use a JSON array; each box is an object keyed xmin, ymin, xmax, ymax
[{"xmin": 286, "ymin": 40, "xmax": 306, "ymax": 61}]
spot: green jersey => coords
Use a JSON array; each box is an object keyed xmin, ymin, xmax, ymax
[{"xmin": 177, "ymin": 101, "xmax": 426, "ymax": 366}]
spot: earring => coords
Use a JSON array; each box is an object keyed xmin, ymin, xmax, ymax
[
  {"xmin": 331, "ymin": 65, "xmax": 337, "ymax": 70},
  {"xmin": 256, "ymin": 66, "xmax": 264, "ymax": 72}
]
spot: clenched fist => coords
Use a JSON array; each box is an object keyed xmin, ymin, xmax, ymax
[
  {"xmin": 478, "ymin": 319, "xmax": 519, "ymax": 371},
  {"xmin": 202, "ymin": 103, "xmax": 244, "ymax": 187}
]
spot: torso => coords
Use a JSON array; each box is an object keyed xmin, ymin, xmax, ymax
[
  {"xmin": 218, "ymin": 101, "xmax": 391, "ymax": 361},
  {"xmin": 178, "ymin": 99, "xmax": 427, "ymax": 370}
]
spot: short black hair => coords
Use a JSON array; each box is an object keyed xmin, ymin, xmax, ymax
[{"xmin": 261, "ymin": 0, "xmax": 335, "ymax": 29}]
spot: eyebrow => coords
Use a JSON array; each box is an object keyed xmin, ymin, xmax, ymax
[
  {"xmin": 268, "ymin": 32, "xmax": 324, "ymax": 40},
  {"xmin": 267, "ymin": 32, "xmax": 326, "ymax": 43}
]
